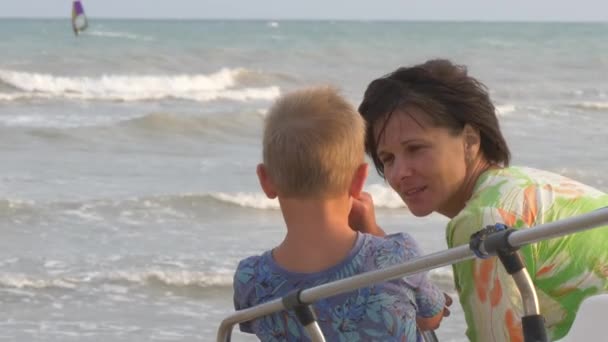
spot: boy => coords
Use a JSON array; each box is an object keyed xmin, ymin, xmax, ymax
[{"xmin": 233, "ymin": 86, "xmax": 447, "ymax": 341}]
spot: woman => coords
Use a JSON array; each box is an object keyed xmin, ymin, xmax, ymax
[{"xmin": 353, "ymin": 59, "xmax": 608, "ymax": 341}]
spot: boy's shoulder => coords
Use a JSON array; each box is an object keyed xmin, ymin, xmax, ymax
[
  {"xmin": 367, "ymin": 232, "xmax": 420, "ymax": 257},
  {"xmin": 233, "ymin": 251, "xmax": 270, "ymax": 286},
  {"xmin": 360, "ymin": 232, "xmax": 422, "ymax": 269},
  {"xmin": 232, "ymin": 232, "xmax": 422, "ymax": 288},
  {"xmin": 236, "ymin": 253, "xmax": 264, "ymax": 269},
  {"xmin": 379, "ymin": 232, "xmax": 418, "ymax": 249}
]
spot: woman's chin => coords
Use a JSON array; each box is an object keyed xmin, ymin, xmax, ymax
[{"xmin": 406, "ymin": 204, "xmax": 434, "ymax": 217}]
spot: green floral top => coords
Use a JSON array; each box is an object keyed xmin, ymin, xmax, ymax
[{"xmin": 447, "ymin": 166, "xmax": 608, "ymax": 342}]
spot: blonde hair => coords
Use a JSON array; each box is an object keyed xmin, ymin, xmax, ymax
[{"xmin": 262, "ymin": 86, "xmax": 365, "ymax": 198}]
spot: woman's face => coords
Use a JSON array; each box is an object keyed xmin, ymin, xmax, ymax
[{"xmin": 374, "ymin": 107, "xmax": 468, "ymax": 217}]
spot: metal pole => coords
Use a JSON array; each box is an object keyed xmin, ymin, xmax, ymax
[
  {"xmin": 508, "ymin": 207, "xmax": 608, "ymax": 247},
  {"xmin": 216, "ymin": 246, "xmax": 471, "ymax": 342},
  {"xmin": 512, "ymin": 270, "xmax": 540, "ymax": 317},
  {"xmin": 217, "ymin": 207, "xmax": 608, "ymax": 342},
  {"xmin": 420, "ymin": 330, "xmax": 439, "ymax": 342},
  {"xmin": 302, "ymin": 322, "xmax": 326, "ymax": 342},
  {"xmin": 298, "ymin": 245, "xmax": 473, "ymax": 305}
]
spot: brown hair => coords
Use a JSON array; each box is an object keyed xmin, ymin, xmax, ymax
[
  {"xmin": 263, "ymin": 86, "xmax": 365, "ymax": 198},
  {"xmin": 358, "ymin": 59, "xmax": 511, "ymax": 178}
]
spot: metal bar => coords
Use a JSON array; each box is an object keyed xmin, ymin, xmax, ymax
[
  {"xmin": 420, "ymin": 329, "xmax": 439, "ymax": 342},
  {"xmin": 217, "ymin": 207, "xmax": 608, "ymax": 341},
  {"xmin": 508, "ymin": 207, "xmax": 608, "ymax": 247},
  {"xmin": 303, "ymin": 323, "xmax": 326, "ymax": 342},
  {"xmin": 512, "ymin": 269, "xmax": 540, "ymax": 316},
  {"xmin": 299, "ymin": 245, "xmax": 472, "ymax": 304},
  {"xmin": 216, "ymin": 245, "xmax": 471, "ymax": 342}
]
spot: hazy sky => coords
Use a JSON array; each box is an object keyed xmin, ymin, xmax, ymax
[{"xmin": 2, "ymin": 0, "xmax": 608, "ymax": 21}]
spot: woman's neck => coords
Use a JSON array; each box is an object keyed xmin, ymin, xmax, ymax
[{"xmin": 440, "ymin": 157, "xmax": 497, "ymax": 218}]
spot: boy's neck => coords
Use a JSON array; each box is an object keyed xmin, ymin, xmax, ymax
[{"xmin": 272, "ymin": 195, "xmax": 358, "ymax": 273}]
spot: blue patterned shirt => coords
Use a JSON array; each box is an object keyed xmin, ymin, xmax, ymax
[{"xmin": 233, "ymin": 232, "xmax": 445, "ymax": 341}]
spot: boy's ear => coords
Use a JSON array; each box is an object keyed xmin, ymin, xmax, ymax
[
  {"xmin": 257, "ymin": 163, "xmax": 277, "ymax": 199},
  {"xmin": 350, "ymin": 163, "xmax": 369, "ymax": 198}
]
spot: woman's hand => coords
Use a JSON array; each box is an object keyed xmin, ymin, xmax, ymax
[{"xmin": 349, "ymin": 192, "xmax": 385, "ymax": 237}]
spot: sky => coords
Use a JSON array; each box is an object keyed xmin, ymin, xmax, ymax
[{"xmin": 1, "ymin": 0, "xmax": 607, "ymax": 21}]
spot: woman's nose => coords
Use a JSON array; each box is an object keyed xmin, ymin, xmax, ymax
[{"xmin": 391, "ymin": 156, "xmax": 414, "ymax": 181}]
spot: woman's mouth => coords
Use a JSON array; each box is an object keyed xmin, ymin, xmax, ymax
[{"xmin": 403, "ymin": 186, "xmax": 427, "ymax": 198}]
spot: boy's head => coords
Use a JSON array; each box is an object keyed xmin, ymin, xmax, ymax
[{"xmin": 258, "ymin": 86, "xmax": 366, "ymax": 199}]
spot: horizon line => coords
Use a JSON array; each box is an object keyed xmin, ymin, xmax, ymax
[{"xmin": 1, "ymin": 17, "xmax": 607, "ymax": 24}]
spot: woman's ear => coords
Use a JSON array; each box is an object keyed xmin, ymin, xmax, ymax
[
  {"xmin": 463, "ymin": 124, "xmax": 481, "ymax": 155},
  {"xmin": 350, "ymin": 163, "xmax": 369, "ymax": 198},
  {"xmin": 256, "ymin": 163, "xmax": 277, "ymax": 199}
]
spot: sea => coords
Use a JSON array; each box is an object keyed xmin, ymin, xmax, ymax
[{"xmin": 0, "ymin": 19, "xmax": 607, "ymax": 341}]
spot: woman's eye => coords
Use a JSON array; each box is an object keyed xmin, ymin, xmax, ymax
[
  {"xmin": 380, "ymin": 155, "xmax": 394, "ymax": 165},
  {"xmin": 407, "ymin": 145, "xmax": 424, "ymax": 153}
]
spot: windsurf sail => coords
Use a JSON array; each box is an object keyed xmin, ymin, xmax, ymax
[{"xmin": 71, "ymin": 0, "xmax": 88, "ymax": 36}]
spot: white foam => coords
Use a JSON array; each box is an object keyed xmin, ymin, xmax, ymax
[
  {"xmin": 256, "ymin": 108, "xmax": 269, "ymax": 117},
  {"xmin": 102, "ymin": 284, "xmax": 129, "ymax": 294},
  {"xmin": 189, "ymin": 86, "xmax": 280, "ymax": 102},
  {"xmin": 210, "ymin": 192, "xmax": 279, "ymax": 210},
  {"xmin": 496, "ymin": 104, "xmax": 516, "ymax": 116},
  {"xmin": 61, "ymin": 209, "xmax": 104, "ymax": 222},
  {"xmin": 87, "ymin": 30, "xmax": 153, "ymax": 41},
  {"xmin": 209, "ymin": 184, "xmax": 405, "ymax": 210},
  {"xmin": 0, "ymin": 92, "xmax": 42, "ymax": 101},
  {"xmin": 571, "ymin": 101, "xmax": 608, "ymax": 110},
  {"xmin": 0, "ymin": 258, "xmax": 19, "ymax": 267},
  {"xmin": 0, "ymin": 274, "xmax": 76, "ymax": 289},
  {"xmin": 0, "ymin": 113, "xmax": 117, "ymax": 128},
  {"xmin": 365, "ymin": 183, "xmax": 406, "ymax": 209},
  {"xmin": 478, "ymin": 38, "xmax": 514, "ymax": 48},
  {"xmin": 0, "ymin": 269, "xmax": 234, "ymax": 290},
  {"xmin": 44, "ymin": 260, "xmax": 68, "ymax": 269},
  {"xmin": 105, "ymin": 270, "xmax": 234, "ymax": 287},
  {"xmin": 0, "ymin": 68, "xmax": 280, "ymax": 103},
  {"xmin": 0, "ymin": 199, "xmax": 35, "ymax": 209}
]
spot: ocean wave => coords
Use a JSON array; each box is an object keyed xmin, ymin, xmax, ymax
[
  {"xmin": 3, "ymin": 183, "xmax": 404, "ymax": 212},
  {"xmin": 0, "ymin": 109, "xmax": 265, "ymax": 134},
  {"xmin": 0, "ymin": 198, "xmax": 37, "ymax": 216},
  {"xmin": 104, "ymin": 270, "xmax": 233, "ymax": 288},
  {"xmin": 86, "ymin": 30, "xmax": 153, "ymax": 41},
  {"xmin": 2, "ymin": 193, "xmax": 252, "ymax": 223},
  {"xmin": 0, "ymin": 270, "xmax": 233, "ymax": 291},
  {"xmin": 210, "ymin": 184, "xmax": 405, "ymax": 210},
  {"xmin": 0, "ymin": 198, "xmax": 35, "ymax": 209},
  {"xmin": 477, "ymin": 38, "xmax": 515, "ymax": 48},
  {"xmin": 210, "ymin": 192, "xmax": 279, "ymax": 210},
  {"xmin": 113, "ymin": 111, "xmax": 262, "ymax": 137},
  {"xmin": 0, "ymin": 267, "xmax": 452, "ymax": 293},
  {"xmin": 0, "ymin": 68, "xmax": 280, "ymax": 103},
  {"xmin": 2, "ymin": 185, "xmax": 405, "ymax": 223},
  {"xmin": 0, "ymin": 274, "xmax": 78, "ymax": 290},
  {"xmin": 364, "ymin": 184, "xmax": 406, "ymax": 209},
  {"xmin": 496, "ymin": 104, "xmax": 516, "ymax": 116},
  {"xmin": 0, "ymin": 112, "xmax": 117, "ymax": 129},
  {"xmin": 0, "ymin": 92, "xmax": 45, "ymax": 102},
  {"xmin": 0, "ymin": 184, "xmax": 405, "ymax": 217},
  {"xmin": 569, "ymin": 101, "xmax": 608, "ymax": 111}
]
